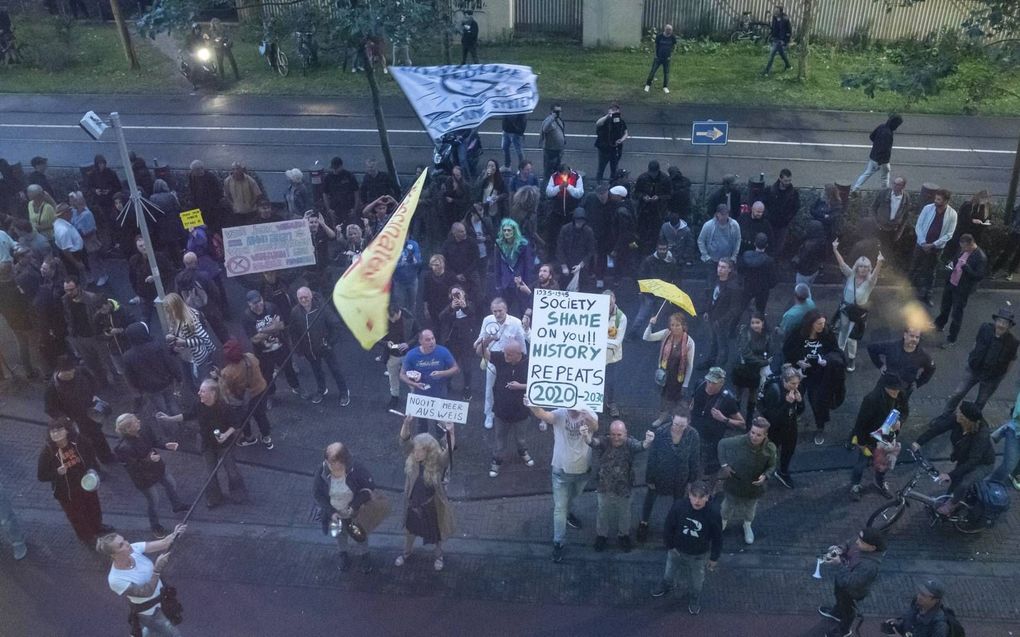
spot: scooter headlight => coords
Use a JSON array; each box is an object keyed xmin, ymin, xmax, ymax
[{"xmin": 196, "ymin": 47, "xmax": 211, "ymax": 62}]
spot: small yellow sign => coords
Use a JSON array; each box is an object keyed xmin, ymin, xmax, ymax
[{"xmin": 179, "ymin": 208, "xmax": 205, "ymax": 230}]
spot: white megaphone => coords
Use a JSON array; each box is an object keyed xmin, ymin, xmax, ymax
[{"xmin": 812, "ymin": 558, "xmax": 824, "ymax": 579}]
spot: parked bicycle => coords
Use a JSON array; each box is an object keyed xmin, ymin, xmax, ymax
[
  {"xmin": 729, "ymin": 10, "xmax": 771, "ymax": 44},
  {"xmin": 866, "ymin": 450, "xmax": 1010, "ymax": 534},
  {"xmin": 259, "ymin": 27, "xmax": 289, "ymax": 76},
  {"xmin": 294, "ymin": 30, "xmax": 318, "ymax": 72}
]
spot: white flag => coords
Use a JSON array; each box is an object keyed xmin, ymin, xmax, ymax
[{"xmin": 389, "ymin": 64, "xmax": 539, "ymax": 141}]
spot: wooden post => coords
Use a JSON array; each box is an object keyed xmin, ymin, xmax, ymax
[
  {"xmin": 109, "ymin": 0, "xmax": 140, "ymax": 70},
  {"xmin": 364, "ymin": 48, "xmax": 401, "ymax": 191},
  {"xmin": 1006, "ymin": 133, "xmax": 1020, "ymax": 223},
  {"xmin": 796, "ymin": 0, "xmax": 814, "ymax": 81}
]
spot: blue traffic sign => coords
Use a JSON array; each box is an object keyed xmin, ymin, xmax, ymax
[{"xmin": 691, "ymin": 121, "xmax": 729, "ymax": 145}]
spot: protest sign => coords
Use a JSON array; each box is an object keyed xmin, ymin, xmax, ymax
[
  {"xmin": 526, "ymin": 289, "xmax": 609, "ymax": 413},
  {"xmin": 405, "ymin": 394, "xmax": 470, "ymax": 424},
  {"xmin": 179, "ymin": 208, "xmax": 205, "ymax": 230},
  {"xmin": 222, "ymin": 219, "xmax": 315, "ymax": 278}
]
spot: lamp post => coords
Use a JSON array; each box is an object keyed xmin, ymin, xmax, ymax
[{"xmin": 80, "ymin": 110, "xmax": 169, "ymax": 331}]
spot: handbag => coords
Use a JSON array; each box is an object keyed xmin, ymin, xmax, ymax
[
  {"xmin": 351, "ymin": 488, "xmax": 392, "ymax": 538},
  {"xmin": 654, "ymin": 367, "xmax": 667, "ymax": 387}
]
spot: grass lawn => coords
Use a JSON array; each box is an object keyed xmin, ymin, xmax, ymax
[{"xmin": 2, "ymin": 19, "xmax": 1019, "ymax": 117}]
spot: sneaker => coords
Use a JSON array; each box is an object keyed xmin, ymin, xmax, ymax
[
  {"xmin": 643, "ymin": 84, "xmax": 650, "ymax": 92},
  {"xmin": 850, "ymin": 484, "xmax": 863, "ymax": 501},
  {"xmin": 520, "ymin": 450, "xmax": 535, "ymax": 467},
  {"xmin": 265, "ymin": 397, "xmax": 274, "ymax": 411},
  {"xmin": 484, "ymin": 415, "xmax": 494, "ymax": 430},
  {"xmin": 433, "ymin": 556, "xmax": 444, "ymax": 571},
  {"xmin": 636, "ymin": 522, "xmax": 650, "ymax": 543},
  {"xmin": 291, "ymin": 388, "xmax": 313, "ymax": 401},
  {"xmin": 394, "ymin": 553, "xmax": 409, "ymax": 567},
  {"xmin": 940, "ymin": 340, "xmax": 956, "ymax": 350},
  {"xmin": 151, "ymin": 525, "xmax": 169, "ymax": 539},
  {"xmin": 609, "ymin": 403, "xmax": 621, "ymax": 418},
  {"xmin": 596, "ymin": 279, "xmax": 604, "ymax": 289},
  {"xmin": 566, "ymin": 513, "xmax": 582, "ymax": 529},
  {"xmin": 814, "ymin": 431, "xmax": 825, "ymax": 446},
  {"xmin": 552, "ymin": 543, "xmax": 564, "ymax": 563},
  {"xmin": 846, "ymin": 358, "xmax": 855, "ymax": 372},
  {"xmin": 238, "ymin": 436, "xmax": 259, "ymax": 447},
  {"xmin": 312, "ymin": 392, "xmax": 325, "ymax": 405},
  {"xmin": 818, "ymin": 606, "xmax": 840, "ymax": 621},
  {"xmin": 742, "ymin": 522, "xmax": 755, "ymax": 544},
  {"xmin": 774, "ymin": 472, "xmax": 794, "ymax": 489},
  {"xmin": 12, "ymin": 541, "xmax": 27, "ymax": 560},
  {"xmin": 688, "ymin": 598, "xmax": 701, "ymax": 615},
  {"xmin": 618, "ymin": 535, "xmax": 633, "ymax": 553},
  {"xmin": 1011, "ymin": 475, "xmax": 1020, "ymax": 491},
  {"xmin": 339, "ymin": 389, "xmax": 351, "ymax": 407},
  {"xmin": 663, "ymin": 87, "xmax": 670, "ymax": 94},
  {"xmin": 388, "ymin": 395, "xmax": 399, "ymax": 410},
  {"xmin": 206, "ymin": 497, "xmax": 224, "ymax": 509},
  {"xmin": 650, "ymin": 580, "xmax": 672, "ymax": 598},
  {"xmin": 593, "ymin": 535, "xmax": 607, "ymax": 551},
  {"xmin": 338, "ymin": 551, "xmax": 352, "ymax": 572},
  {"xmin": 489, "ymin": 461, "xmax": 500, "ymax": 478},
  {"xmin": 129, "ymin": 296, "xmax": 141, "ymax": 304},
  {"xmin": 875, "ymin": 481, "xmax": 892, "ymax": 498},
  {"xmin": 462, "ymin": 389, "xmax": 472, "ymax": 401},
  {"xmin": 262, "ymin": 436, "xmax": 274, "ymax": 450}
]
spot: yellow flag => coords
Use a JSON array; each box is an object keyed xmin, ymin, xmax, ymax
[{"xmin": 333, "ymin": 170, "xmax": 428, "ymax": 349}]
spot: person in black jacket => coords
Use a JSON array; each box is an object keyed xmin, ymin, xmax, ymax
[
  {"xmin": 44, "ymin": 355, "xmax": 116, "ymax": 464},
  {"xmin": 289, "ymin": 287, "xmax": 350, "ymax": 406},
  {"xmin": 764, "ymin": 168, "xmax": 800, "ymax": 257},
  {"xmin": 934, "ymin": 234, "xmax": 987, "ymax": 346},
  {"xmin": 313, "ymin": 442, "xmax": 377, "ymax": 573},
  {"xmin": 882, "ymin": 579, "xmax": 952, "ymax": 637},
  {"xmin": 866, "ymin": 327, "xmax": 935, "ymax": 424},
  {"xmin": 794, "ymin": 219, "xmax": 828, "ymax": 285},
  {"xmin": 911, "ymin": 402, "xmax": 995, "ymax": 516},
  {"xmin": 650, "ymin": 481, "xmax": 721, "ymax": 616},
  {"xmin": 763, "ymin": 5, "xmax": 793, "ymax": 75},
  {"xmin": 0, "ymin": 261, "xmax": 39, "ymax": 378},
  {"xmin": 943, "ymin": 306, "xmax": 1018, "ymax": 413},
  {"xmin": 783, "ymin": 309, "xmax": 841, "ymax": 445},
  {"xmin": 849, "ymin": 373, "xmax": 907, "ymax": 500},
  {"xmin": 738, "ymin": 233, "xmax": 777, "ymax": 315},
  {"xmin": 644, "ymin": 24, "xmax": 678, "ymax": 93},
  {"xmin": 635, "ymin": 160, "xmax": 673, "ymax": 252},
  {"xmin": 851, "ymin": 115, "xmax": 903, "ymax": 193},
  {"xmin": 737, "ymin": 201, "xmax": 773, "ymax": 256},
  {"xmin": 501, "ymin": 114, "xmax": 527, "ymax": 170},
  {"xmin": 701, "ymin": 258, "xmax": 742, "ymax": 368},
  {"xmin": 758, "ymin": 364, "xmax": 805, "ymax": 487},
  {"xmin": 819, "ymin": 528, "xmax": 886, "ymax": 636},
  {"xmin": 113, "ymin": 413, "xmax": 188, "ymax": 538},
  {"xmin": 122, "ymin": 322, "xmax": 182, "ymax": 416},
  {"xmin": 460, "ymin": 10, "xmax": 479, "ymax": 64},
  {"xmin": 637, "ymin": 408, "xmax": 702, "ymax": 543},
  {"xmin": 37, "ymin": 418, "xmax": 110, "ymax": 545}
]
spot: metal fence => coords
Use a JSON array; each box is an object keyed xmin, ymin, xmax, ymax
[
  {"xmin": 643, "ymin": 0, "xmax": 977, "ymax": 41},
  {"xmin": 513, "ymin": 0, "xmax": 583, "ymax": 38}
]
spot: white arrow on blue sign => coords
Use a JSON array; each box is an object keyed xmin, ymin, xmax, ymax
[{"xmin": 691, "ymin": 121, "xmax": 729, "ymax": 146}]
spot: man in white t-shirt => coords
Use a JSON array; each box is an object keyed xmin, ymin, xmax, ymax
[
  {"xmin": 474, "ymin": 297, "xmax": 529, "ymax": 429},
  {"xmin": 99, "ymin": 523, "xmax": 186, "ymax": 636},
  {"xmin": 528, "ymin": 401, "xmax": 598, "ymax": 563},
  {"xmin": 52, "ymin": 203, "xmax": 86, "ymax": 279}
]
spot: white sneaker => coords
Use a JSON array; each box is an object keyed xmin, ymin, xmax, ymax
[
  {"xmin": 663, "ymin": 87, "xmax": 670, "ymax": 94},
  {"xmin": 743, "ymin": 522, "xmax": 755, "ymax": 544},
  {"xmin": 484, "ymin": 415, "xmax": 494, "ymax": 430},
  {"xmin": 596, "ymin": 279, "xmax": 604, "ymax": 289},
  {"xmin": 643, "ymin": 85, "xmax": 650, "ymax": 92}
]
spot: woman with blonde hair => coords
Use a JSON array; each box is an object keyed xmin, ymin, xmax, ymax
[
  {"xmin": 163, "ymin": 292, "xmax": 218, "ymax": 387},
  {"xmin": 395, "ymin": 418, "xmax": 455, "ymax": 571},
  {"xmin": 832, "ymin": 239, "xmax": 884, "ymax": 372}
]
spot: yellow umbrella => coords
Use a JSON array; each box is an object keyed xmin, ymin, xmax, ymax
[{"xmin": 637, "ymin": 279, "xmax": 698, "ymax": 317}]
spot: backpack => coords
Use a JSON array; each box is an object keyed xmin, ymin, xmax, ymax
[
  {"xmin": 975, "ymin": 479, "xmax": 1010, "ymax": 515},
  {"xmin": 942, "ymin": 605, "xmax": 965, "ymax": 637},
  {"xmin": 183, "ymin": 279, "xmax": 208, "ymax": 309}
]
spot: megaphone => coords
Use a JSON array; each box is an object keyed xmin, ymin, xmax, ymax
[{"xmin": 812, "ymin": 558, "xmax": 824, "ymax": 579}]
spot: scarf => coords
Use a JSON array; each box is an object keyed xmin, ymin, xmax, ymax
[{"xmin": 658, "ymin": 329, "xmax": 689, "ymax": 383}]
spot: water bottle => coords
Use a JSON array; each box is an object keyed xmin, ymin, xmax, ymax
[
  {"xmin": 759, "ymin": 171, "xmax": 765, "ymax": 183},
  {"xmin": 871, "ymin": 409, "xmax": 900, "ymax": 441}
]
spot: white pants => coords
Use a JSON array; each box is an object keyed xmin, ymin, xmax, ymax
[{"xmin": 484, "ymin": 362, "xmax": 496, "ymax": 420}]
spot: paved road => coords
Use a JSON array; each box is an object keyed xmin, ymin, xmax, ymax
[{"xmin": 1, "ymin": 94, "xmax": 1017, "ymax": 201}]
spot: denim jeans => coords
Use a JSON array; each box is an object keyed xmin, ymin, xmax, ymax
[
  {"xmin": 138, "ymin": 608, "xmax": 182, "ymax": 637},
  {"xmin": 764, "ymin": 41, "xmax": 790, "ymax": 73},
  {"xmin": 850, "ymin": 448, "xmax": 887, "ymax": 487},
  {"xmin": 141, "ymin": 472, "xmax": 186, "ymax": 529},
  {"xmin": 851, "ymin": 159, "xmax": 890, "ymax": 192},
  {"xmin": 627, "ymin": 294, "xmax": 658, "ymax": 339},
  {"xmin": 662, "ymin": 549, "xmax": 708, "ymax": 600},
  {"xmin": 551, "ymin": 469, "xmax": 588, "ymax": 543},
  {"xmin": 0, "ymin": 487, "xmax": 27, "ymax": 553},
  {"xmin": 990, "ymin": 424, "xmax": 1020, "ymax": 483},
  {"xmin": 944, "ymin": 369, "xmax": 1003, "ymax": 414},
  {"xmin": 502, "ymin": 132, "xmax": 524, "ymax": 168},
  {"xmin": 645, "ymin": 56, "xmax": 672, "ymax": 88},
  {"xmin": 543, "ymin": 149, "xmax": 563, "ymax": 180},
  {"xmin": 202, "ymin": 447, "xmax": 248, "ymax": 504},
  {"xmin": 596, "ymin": 492, "xmax": 632, "ymax": 537}
]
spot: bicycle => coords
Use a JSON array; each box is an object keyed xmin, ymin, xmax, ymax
[
  {"xmin": 866, "ymin": 450, "xmax": 987, "ymax": 534},
  {"xmin": 258, "ymin": 27, "xmax": 289, "ymax": 77},
  {"xmin": 729, "ymin": 11, "xmax": 771, "ymax": 44}
]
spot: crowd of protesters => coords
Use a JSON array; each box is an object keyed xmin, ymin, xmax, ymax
[{"xmin": 1, "ymin": 107, "xmax": 1017, "ymax": 636}]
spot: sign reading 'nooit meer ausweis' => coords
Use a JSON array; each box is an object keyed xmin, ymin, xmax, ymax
[{"xmin": 526, "ymin": 289, "xmax": 609, "ymax": 413}]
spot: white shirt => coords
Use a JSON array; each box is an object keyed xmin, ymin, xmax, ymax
[
  {"xmin": 52, "ymin": 218, "xmax": 83, "ymax": 253},
  {"xmin": 550, "ymin": 409, "xmax": 592, "ymax": 474},
  {"xmin": 108, "ymin": 543, "xmax": 162, "ymax": 615},
  {"xmin": 329, "ymin": 475, "xmax": 354, "ymax": 518},
  {"xmin": 474, "ymin": 314, "xmax": 528, "ymax": 352},
  {"xmin": 0, "ymin": 229, "xmax": 14, "ymax": 263},
  {"xmin": 888, "ymin": 193, "xmax": 903, "ymax": 221}
]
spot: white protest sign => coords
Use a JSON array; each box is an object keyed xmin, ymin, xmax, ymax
[
  {"xmin": 389, "ymin": 64, "xmax": 539, "ymax": 141},
  {"xmin": 526, "ymin": 289, "xmax": 609, "ymax": 413},
  {"xmin": 222, "ymin": 219, "xmax": 316, "ymax": 278},
  {"xmin": 405, "ymin": 394, "xmax": 470, "ymax": 424}
]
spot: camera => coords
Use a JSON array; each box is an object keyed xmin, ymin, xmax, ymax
[{"xmin": 79, "ymin": 111, "xmax": 109, "ymax": 141}]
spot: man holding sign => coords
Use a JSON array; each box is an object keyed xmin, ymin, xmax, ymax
[
  {"xmin": 477, "ymin": 339, "xmax": 535, "ymax": 478},
  {"xmin": 401, "ymin": 330, "xmax": 460, "ymax": 442}
]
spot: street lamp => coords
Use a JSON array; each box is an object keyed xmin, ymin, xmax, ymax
[{"xmin": 80, "ymin": 110, "xmax": 169, "ymax": 332}]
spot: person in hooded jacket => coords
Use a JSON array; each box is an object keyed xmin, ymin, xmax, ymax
[
  {"xmin": 758, "ymin": 364, "xmax": 805, "ymax": 487},
  {"xmin": 851, "ymin": 115, "xmax": 904, "ymax": 193},
  {"xmin": 37, "ymin": 418, "xmax": 110, "ymax": 545},
  {"xmin": 818, "ymin": 528, "xmax": 886, "ymax": 635},
  {"xmin": 738, "ymin": 233, "xmax": 778, "ymax": 315},
  {"xmin": 556, "ymin": 207, "xmax": 596, "ymax": 290},
  {"xmin": 659, "ymin": 209, "xmax": 696, "ymax": 266},
  {"xmin": 849, "ymin": 373, "xmax": 907, "ymax": 500},
  {"xmin": 122, "ymin": 322, "xmax": 182, "ymax": 416},
  {"xmin": 113, "ymin": 413, "xmax": 188, "ymax": 538},
  {"xmin": 667, "ymin": 166, "xmax": 692, "ymax": 220},
  {"xmin": 634, "ymin": 160, "xmax": 673, "ymax": 252},
  {"xmin": 44, "ymin": 355, "xmax": 116, "ymax": 464},
  {"xmin": 794, "ymin": 219, "xmax": 828, "ymax": 286}
]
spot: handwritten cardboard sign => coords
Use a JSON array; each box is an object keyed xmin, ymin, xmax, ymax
[
  {"xmin": 179, "ymin": 208, "xmax": 205, "ymax": 230},
  {"xmin": 405, "ymin": 393, "xmax": 469, "ymax": 424},
  {"xmin": 222, "ymin": 219, "xmax": 315, "ymax": 278}
]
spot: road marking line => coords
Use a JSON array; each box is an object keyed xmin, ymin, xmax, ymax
[{"xmin": 0, "ymin": 123, "xmax": 1012, "ymax": 155}]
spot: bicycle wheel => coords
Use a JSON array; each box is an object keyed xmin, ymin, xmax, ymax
[
  {"xmin": 729, "ymin": 31, "xmax": 744, "ymax": 43},
  {"xmin": 866, "ymin": 500, "xmax": 906, "ymax": 531},
  {"xmin": 276, "ymin": 50, "xmax": 289, "ymax": 76}
]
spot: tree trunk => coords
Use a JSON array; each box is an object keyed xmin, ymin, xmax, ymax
[
  {"xmin": 797, "ymin": 0, "xmax": 814, "ymax": 81},
  {"xmin": 1006, "ymin": 133, "xmax": 1020, "ymax": 223},
  {"xmin": 109, "ymin": 0, "xmax": 140, "ymax": 70},
  {"xmin": 364, "ymin": 54, "xmax": 401, "ymax": 192}
]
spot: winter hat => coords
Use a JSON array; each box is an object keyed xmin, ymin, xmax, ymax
[{"xmin": 859, "ymin": 528, "xmax": 887, "ymax": 552}]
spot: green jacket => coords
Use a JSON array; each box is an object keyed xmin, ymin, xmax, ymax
[{"xmin": 718, "ymin": 435, "xmax": 777, "ymax": 499}]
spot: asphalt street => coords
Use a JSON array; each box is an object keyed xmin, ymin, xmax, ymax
[{"xmin": 1, "ymin": 93, "xmax": 1017, "ymax": 201}]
